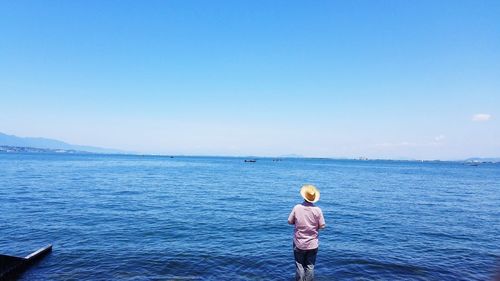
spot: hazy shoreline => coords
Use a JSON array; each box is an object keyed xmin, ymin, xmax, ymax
[{"xmin": 1, "ymin": 145, "xmax": 499, "ymax": 163}]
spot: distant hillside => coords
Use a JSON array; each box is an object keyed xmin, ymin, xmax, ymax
[
  {"xmin": 0, "ymin": 132, "xmax": 125, "ymax": 154},
  {"xmin": 0, "ymin": 145, "xmax": 89, "ymax": 154},
  {"xmin": 464, "ymin": 157, "xmax": 500, "ymax": 163}
]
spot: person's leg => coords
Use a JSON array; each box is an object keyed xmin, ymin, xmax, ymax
[
  {"xmin": 293, "ymin": 244, "xmax": 306, "ymax": 281},
  {"xmin": 303, "ymin": 248, "xmax": 318, "ymax": 281}
]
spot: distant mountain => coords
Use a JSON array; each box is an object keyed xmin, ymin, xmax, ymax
[
  {"xmin": 0, "ymin": 132, "xmax": 125, "ymax": 154},
  {"xmin": 0, "ymin": 145, "xmax": 89, "ymax": 154},
  {"xmin": 464, "ymin": 157, "xmax": 500, "ymax": 163}
]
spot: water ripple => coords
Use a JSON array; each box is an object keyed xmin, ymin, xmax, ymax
[{"xmin": 0, "ymin": 154, "xmax": 498, "ymax": 280}]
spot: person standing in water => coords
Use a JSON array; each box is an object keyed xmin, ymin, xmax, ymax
[{"xmin": 288, "ymin": 184, "xmax": 326, "ymax": 281}]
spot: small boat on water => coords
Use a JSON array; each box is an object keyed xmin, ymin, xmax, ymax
[
  {"xmin": 244, "ymin": 159, "xmax": 256, "ymax": 163},
  {"xmin": 0, "ymin": 244, "xmax": 52, "ymax": 281}
]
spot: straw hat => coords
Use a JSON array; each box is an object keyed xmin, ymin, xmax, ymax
[{"xmin": 300, "ymin": 184, "xmax": 320, "ymax": 203}]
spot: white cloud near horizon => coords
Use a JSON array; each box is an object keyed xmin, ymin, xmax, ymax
[
  {"xmin": 434, "ymin": 135, "xmax": 445, "ymax": 142},
  {"xmin": 376, "ymin": 141, "xmax": 440, "ymax": 148},
  {"xmin": 472, "ymin": 113, "xmax": 491, "ymax": 122},
  {"xmin": 375, "ymin": 135, "xmax": 447, "ymax": 149}
]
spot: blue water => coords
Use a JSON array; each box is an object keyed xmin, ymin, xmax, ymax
[{"xmin": 1, "ymin": 153, "xmax": 499, "ymax": 280}]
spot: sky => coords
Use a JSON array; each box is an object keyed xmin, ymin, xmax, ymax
[{"xmin": 0, "ymin": 0, "xmax": 499, "ymax": 159}]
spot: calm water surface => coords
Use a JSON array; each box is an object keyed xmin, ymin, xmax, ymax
[{"xmin": 1, "ymin": 153, "xmax": 499, "ymax": 280}]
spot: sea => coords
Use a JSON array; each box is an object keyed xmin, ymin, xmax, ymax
[{"xmin": 1, "ymin": 153, "xmax": 499, "ymax": 280}]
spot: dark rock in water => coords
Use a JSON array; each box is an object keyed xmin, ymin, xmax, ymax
[
  {"xmin": 0, "ymin": 245, "xmax": 52, "ymax": 281},
  {"xmin": 0, "ymin": 254, "xmax": 25, "ymax": 280}
]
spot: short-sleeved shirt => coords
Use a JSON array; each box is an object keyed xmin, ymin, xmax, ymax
[{"xmin": 288, "ymin": 202, "xmax": 325, "ymax": 250}]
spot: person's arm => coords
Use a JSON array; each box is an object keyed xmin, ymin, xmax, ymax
[
  {"xmin": 287, "ymin": 206, "xmax": 296, "ymax": 225},
  {"xmin": 318, "ymin": 208, "xmax": 326, "ymax": 230}
]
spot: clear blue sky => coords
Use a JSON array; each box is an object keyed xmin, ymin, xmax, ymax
[{"xmin": 1, "ymin": 1, "xmax": 499, "ymax": 159}]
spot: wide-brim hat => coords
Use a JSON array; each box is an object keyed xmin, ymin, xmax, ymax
[{"xmin": 300, "ymin": 184, "xmax": 320, "ymax": 203}]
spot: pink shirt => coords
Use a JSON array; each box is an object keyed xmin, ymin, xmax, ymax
[{"xmin": 288, "ymin": 202, "xmax": 326, "ymax": 250}]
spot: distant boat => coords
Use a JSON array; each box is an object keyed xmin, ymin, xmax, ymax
[{"xmin": 244, "ymin": 159, "xmax": 256, "ymax": 163}]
